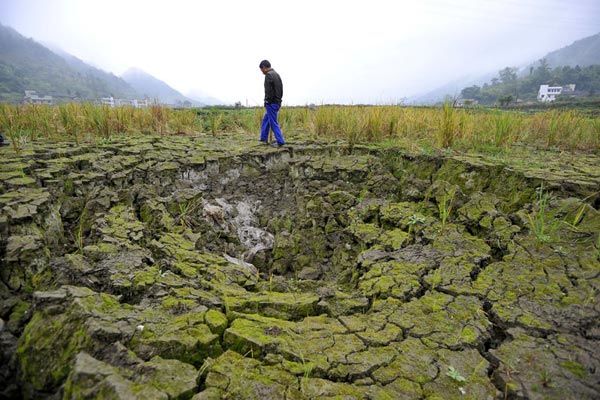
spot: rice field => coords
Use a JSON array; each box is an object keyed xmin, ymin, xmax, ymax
[{"xmin": 1, "ymin": 103, "xmax": 599, "ymax": 154}]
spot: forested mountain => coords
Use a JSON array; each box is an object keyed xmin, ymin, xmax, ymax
[
  {"xmin": 460, "ymin": 63, "xmax": 600, "ymax": 104},
  {"xmin": 121, "ymin": 68, "xmax": 197, "ymax": 105},
  {"xmin": 0, "ymin": 23, "xmax": 136, "ymax": 102},
  {"xmin": 0, "ymin": 22, "xmax": 211, "ymax": 105},
  {"xmin": 542, "ymin": 32, "xmax": 600, "ymax": 68},
  {"xmin": 414, "ymin": 31, "xmax": 600, "ymax": 104},
  {"xmin": 458, "ymin": 31, "xmax": 600, "ymax": 105}
]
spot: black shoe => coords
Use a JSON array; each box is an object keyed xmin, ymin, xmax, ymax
[
  {"xmin": 270, "ymin": 142, "xmax": 284, "ymax": 148},
  {"xmin": 259, "ymin": 140, "xmax": 269, "ymax": 145}
]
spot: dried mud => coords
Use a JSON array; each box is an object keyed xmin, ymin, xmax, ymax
[{"xmin": 1, "ymin": 135, "xmax": 599, "ymax": 400}]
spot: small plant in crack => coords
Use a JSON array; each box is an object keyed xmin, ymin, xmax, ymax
[
  {"xmin": 74, "ymin": 196, "xmax": 91, "ymax": 253},
  {"xmin": 197, "ymin": 357, "xmax": 214, "ymax": 385},
  {"xmin": 527, "ymin": 184, "xmax": 557, "ymax": 244},
  {"xmin": 446, "ymin": 366, "xmax": 466, "ymax": 383},
  {"xmin": 438, "ymin": 188, "xmax": 455, "ymax": 229},
  {"xmin": 300, "ymin": 353, "xmax": 314, "ymax": 379},
  {"xmin": 566, "ymin": 202, "xmax": 587, "ymax": 230},
  {"xmin": 268, "ymin": 272, "xmax": 274, "ymax": 292},
  {"xmin": 177, "ymin": 198, "xmax": 202, "ymax": 229},
  {"xmin": 539, "ymin": 369, "xmax": 554, "ymax": 388},
  {"xmin": 561, "ymin": 192, "xmax": 597, "ymax": 234},
  {"xmin": 407, "ymin": 213, "xmax": 426, "ymax": 235}
]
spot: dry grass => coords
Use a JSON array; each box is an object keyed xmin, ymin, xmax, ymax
[{"xmin": 1, "ymin": 103, "xmax": 599, "ymax": 153}]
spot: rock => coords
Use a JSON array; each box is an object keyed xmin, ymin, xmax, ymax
[
  {"xmin": 491, "ymin": 328, "xmax": 599, "ymax": 399},
  {"xmin": 63, "ymin": 352, "xmax": 197, "ymax": 400},
  {"xmin": 200, "ymin": 350, "xmax": 299, "ymax": 399},
  {"xmin": 224, "ymin": 290, "xmax": 320, "ymax": 321},
  {"xmin": 298, "ymin": 266, "xmax": 321, "ymax": 280}
]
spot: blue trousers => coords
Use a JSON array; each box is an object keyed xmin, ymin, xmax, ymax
[{"xmin": 260, "ymin": 103, "xmax": 285, "ymax": 145}]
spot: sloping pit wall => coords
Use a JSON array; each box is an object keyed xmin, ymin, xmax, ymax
[{"xmin": 1, "ymin": 137, "xmax": 599, "ymax": 399}]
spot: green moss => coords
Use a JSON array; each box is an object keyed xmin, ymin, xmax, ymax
[
  {"xmin": 560, "ymin": 360, "xmax": 587, "ymax": 379},
  {"xmin": 161, "ymin": 296, "xmax": 196, "ymax": 311},
  {"xmin": 142, "ymin": 356, "xmax": 198, "ymax": 398},
  {"xmin": 347, "ymin": 222, "xmax": 381, "ymax": 244},
  {"xmin": 378, "ymin": 228, "xmax": 410, "ymax": 250},
  {"xmin": 17, "ymin": 311, "xmax": 92, "ymax": 391},
  {"xmin": 133, "ymin": 266, "xmax": 160, "ymax": 289},
  {"xmin": 205, "ymin": 309, "xmax": 228, "ymax": 335},
  {"xmin": 7, "ymin": 176, "xmax": 36, "ymax": 186},
  {"xmin": 224, "ymin": 291, "xmax": 319, "ymax": 321},
  {"xmin": 460, "ymin": 326, "xmax": 478, "ymax": 343},
  {"xmin": 516, "ymin": 313, "xmax": 552, "ymax": 331},
  {"xmin": 63, "ymin": 178, "xmax": 75, "ymax": 194},
  {"xmin": 7, "ymin": 300, "xmax": 30, "ymax": 333}
]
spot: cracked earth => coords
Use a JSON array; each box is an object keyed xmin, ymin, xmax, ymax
[{"xmin": 1, "ymin": 134, "xmax": 599, "ymax": 399}]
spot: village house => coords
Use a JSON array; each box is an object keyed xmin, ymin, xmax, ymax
[
  {"xmin": 100, "ymin": 96, "xmax": 115, "ymax": 107},
  {"xmin": 537, "ymin": 84, "xmax": 576, "ymax": 102},
  {"xmin": 101, "ymin": 97, "xmax": 151, "ymax": 108},
  {"xmin": 23, "ymin": 90, "xmax": 53, "ymax": 105}
]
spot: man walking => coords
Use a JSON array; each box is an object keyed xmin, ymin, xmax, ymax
[{"xmin": 259, "ymin": 60, "xmax": 285, "ymax": 147}]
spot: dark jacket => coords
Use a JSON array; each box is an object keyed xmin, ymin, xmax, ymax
[{"xmin": 264, "ymin": 69, "xmax": 283, "ymax": 105}]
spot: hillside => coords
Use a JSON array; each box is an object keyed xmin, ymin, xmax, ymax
[
  {"xmin": 48, "ymin": 45, "xmax": 138, "ymax": 100},
  {"xmin": 0, "ymin": 23, "xmax": 136, "ymax": 102},
  {"xmin": 413, "ymin": 31, "xmax": 600, "ymax": 104},
  {"xmin": 408, "ymin": 71, "xmax": 497, "ymax": 104},
  {"xmin": 185, "ymin": 88, "xmax": 223, "ymax": 106},
  {"xmin": 543, "ymin": 32, "xmax": 600, "ymax": 68},
  {"xmin": 121, "ymin": 68, "xmax": 198, "ymax": 106}
]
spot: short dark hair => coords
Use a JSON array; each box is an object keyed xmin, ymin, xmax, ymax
[{"xmin": 259, "ymin": 60, "xmax": 271, "ymax": 69}]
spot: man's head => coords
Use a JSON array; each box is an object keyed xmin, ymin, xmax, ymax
[{"xmin": 259, "ymin": 59, "xmax": 271, "ymax": 75}]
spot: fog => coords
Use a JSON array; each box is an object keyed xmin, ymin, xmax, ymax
[{"xmin": 1, "ymin": 0, "xmax": 599, "ymax": 105}]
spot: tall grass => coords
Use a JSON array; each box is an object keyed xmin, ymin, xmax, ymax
[
  {"xmin": 0, "ymin": 103, "xmax": 599, "ymax": 153},
  {"xmin": 437, "ymin": 102, "xmax": 458, "ymax": 148},
  {"xmin": 59, "ymin": 103, "xmax": 82, "ymax": 143}
]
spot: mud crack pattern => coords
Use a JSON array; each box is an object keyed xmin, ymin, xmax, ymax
[{"xmin": 1, "ymin": 135, "xmax": 599, "ymax": 399}]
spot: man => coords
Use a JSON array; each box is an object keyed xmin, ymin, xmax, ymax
[{"xmin": 259, "ymin": 60, "xmax": 285, "ymax": 147}]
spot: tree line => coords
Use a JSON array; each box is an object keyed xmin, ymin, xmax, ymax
[{"xmin": 460, "ymin": 59, "xmax": 600, "ymax": 105}]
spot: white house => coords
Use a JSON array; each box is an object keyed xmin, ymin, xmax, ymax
[
  {"xmin": 100, "ymin": 96, "xmax": 115, "ymax": 107},
  {"xmin": 537, "ymin": 84, "xmax": 576, "ymax": 102},
  {"xmin": 104, "ymin": 98, "xmax": 151, "ymax": 108},
  {"xmin": 537, "ymin": 85, "xmax": 562, "ymax": 102}
]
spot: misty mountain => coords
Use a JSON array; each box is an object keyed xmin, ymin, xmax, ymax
[
  {"xmin": 542, "ymin": 32, "xmax": 600, "ymax": 68},
  {"xmin": 408, "ymin": 71, "xmax": 497, "ymax": 104},
  {"xmin": 0, "ymin": 22, "xmax": 136, "ymax": 102},
  {"xmin": 47, "ymin": 44, "xmax": 138, "ymax": 99},
  {"xmin": 185, "ymin": 88, "xmax": 222, "ymax": 106},
  {"xmin": 411, "ymin": 31, "xmax": 600, "ymax": 104},
  {"xmin": 121, "ymin": 68, "xmax": 199, "ymax": 105}
]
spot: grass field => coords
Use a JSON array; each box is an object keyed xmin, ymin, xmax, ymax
[{"xmin": 1, "ymin": 103, "xmax": 599, "ymax": 154}]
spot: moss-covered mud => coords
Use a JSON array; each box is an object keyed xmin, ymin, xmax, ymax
[{"xmin": 1, "ymin": 134, "xmax": 599, "ymax": 399}]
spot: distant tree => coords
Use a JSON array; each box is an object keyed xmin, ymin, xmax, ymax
[
  {"xmin": 538, "ymin": 58, "xmax": 550, "ymax": 71},
  {"xmin": 460, "ymin": 85, "xmax": 481, "ymax": 99},
  {"xmin": 499, "ymin": 67, "xmax": 517, "ymax": 84},
  {"xmin": 533, "ymin": 58, "xmax": 552, "ymax": 83},
  {"xmin": 459, "ymin": 63, "xmax": 600, "ymax": 105},
  {"xmin": 498, "ymin": 95, "xmax": 513, "ymax": 107}
]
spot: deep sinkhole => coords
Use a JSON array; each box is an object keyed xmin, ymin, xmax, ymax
[{"xmin": 1, "ymin": 137, "xmax": 599, "ymax": 400}]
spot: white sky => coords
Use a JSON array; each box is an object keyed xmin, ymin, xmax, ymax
[{"xmin": 1, "ymin": 0, "xmax": 599, "ymax": 105}]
